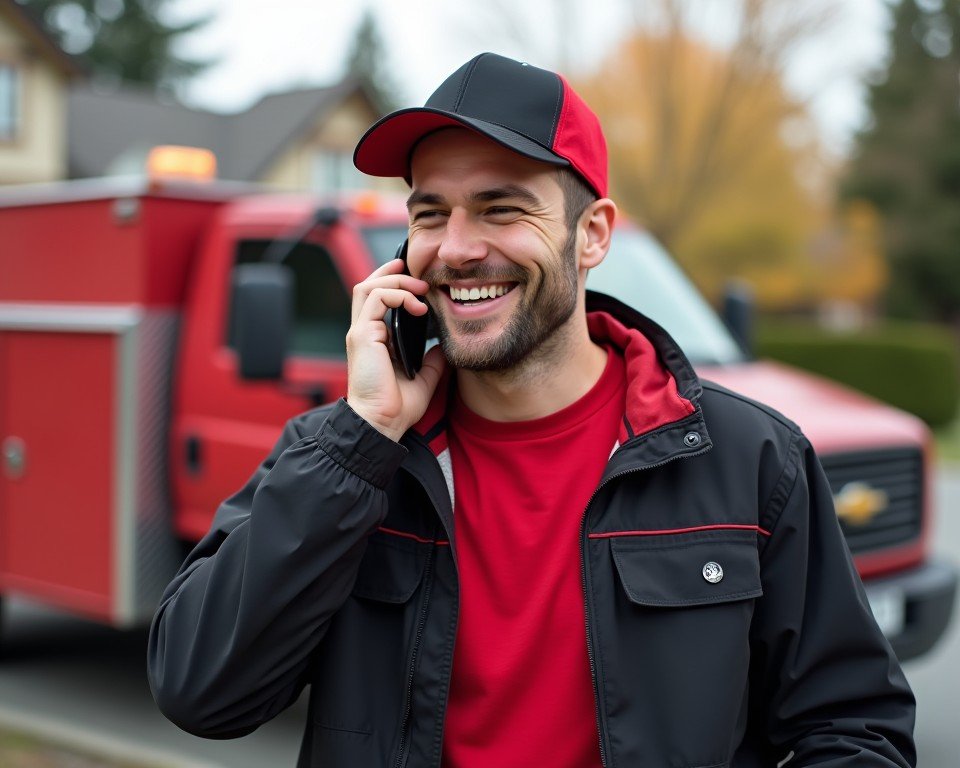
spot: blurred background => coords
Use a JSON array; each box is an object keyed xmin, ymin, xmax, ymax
[
  {"xmin": 4, "ymin": 0, "xmax": 960, "ymax": 431},
  {"xmin": 1, "ymin": 0, "xmax": 959, "ymax": 765}
]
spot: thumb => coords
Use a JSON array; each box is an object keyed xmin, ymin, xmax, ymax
[{"xmin": 416, "ymin": 344, "xmax": 447, "ymax": 397}]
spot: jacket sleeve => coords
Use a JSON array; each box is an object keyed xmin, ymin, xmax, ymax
[
  {"xmin": 751, "ymin": 433, "xmax": 917, "ymax": 766},
  {"xmin": 147, "ymin": 399, "xmax": 407, "ymax": 739}
]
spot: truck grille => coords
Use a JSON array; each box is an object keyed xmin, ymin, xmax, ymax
[{"xmin": 819, "ymin": 448, "xmax": 924, "ymax": 554}]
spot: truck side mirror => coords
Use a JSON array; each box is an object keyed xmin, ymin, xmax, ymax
[
  {"xmin": 233, "ymin": 263, "xmax": 293, "ymax": 380},
  {"xmin": 722, "ymin": 280, "xmax": 756, "ymax": 359}
]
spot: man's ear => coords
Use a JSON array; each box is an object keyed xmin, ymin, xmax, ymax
[{"xmin": 578, "ymin": 198, "xmax": 617, "ymax": 271}]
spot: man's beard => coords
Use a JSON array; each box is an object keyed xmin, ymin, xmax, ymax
[{"xmin": 423, "ymin": 229, "xmax": 578, "ymax": 372}]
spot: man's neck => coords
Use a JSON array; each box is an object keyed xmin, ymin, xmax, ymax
[{"xmin": 455, "ymin": 315, "xmax": 608, "ymax": 422}]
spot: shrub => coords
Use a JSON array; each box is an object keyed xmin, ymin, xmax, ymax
[{"xmin": 756, "ymin": 321, "xmax": 960, "ymax": 427}]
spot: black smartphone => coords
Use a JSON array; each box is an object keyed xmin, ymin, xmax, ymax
[{"xmin": 390, "ymin": 240, "xmax": 429, "ymax": 380}]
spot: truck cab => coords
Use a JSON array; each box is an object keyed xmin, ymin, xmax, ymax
[{"xmin": 169, "ymin": 193, "xmax": 407, "ymax": 542}]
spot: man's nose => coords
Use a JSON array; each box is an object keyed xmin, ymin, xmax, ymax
[{"xmin": 436, "ymin": 209, "xmax": 486, "ymax": 269}]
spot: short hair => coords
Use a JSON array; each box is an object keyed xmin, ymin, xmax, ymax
[{"xmin": 555, "ymin": 168, "xmax": 598, "ymax": 231}]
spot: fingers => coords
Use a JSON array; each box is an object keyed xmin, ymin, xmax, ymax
[
  {"xmin": 351, "ymin": 260, "xmax": 430, "ymax": 324},
  {"xmin": 354, "ymin": 287, "xmax": 428, "ymax": 329},
  {"xmin": 344, "ymin": 264, "xmax": 447, "ymax": 442}
]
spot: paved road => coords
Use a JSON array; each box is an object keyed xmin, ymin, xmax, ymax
[
  {"xmin": 0, "ymin": 604, "xmax": 304, "ymax": 767},
  {"xmin": 1, "ymin": 473, "xmax": 958, "ymax": 768},
  {"xmin": 900, "ymin": 469, "xmax": 960, "ymax": 767}
]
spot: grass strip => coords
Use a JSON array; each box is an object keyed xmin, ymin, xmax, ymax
[{"xmin": 0, "ymin": 726, "xmax": 168, "ymax": 768}]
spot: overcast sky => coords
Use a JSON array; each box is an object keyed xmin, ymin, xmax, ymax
[{"xmin": 171, "ymin": 0, "xmax": 892, "ymax": 156}]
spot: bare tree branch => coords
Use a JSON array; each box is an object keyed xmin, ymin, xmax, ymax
[{"xmin": 614, "ymin": 0, "xmax": 839, "ymax": 247}]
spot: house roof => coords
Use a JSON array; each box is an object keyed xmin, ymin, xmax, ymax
[
  {"xmin": 0, "ymin": 0, "xmax": 85, "ymax": 78},
  {"xmin": 67, "ymin": 78, "xmax": 380, "ymax": 180}
]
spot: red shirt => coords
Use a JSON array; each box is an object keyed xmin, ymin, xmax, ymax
[{"xmin": 442, "ymin": 348, "xmax": 625, "ymax": 768}]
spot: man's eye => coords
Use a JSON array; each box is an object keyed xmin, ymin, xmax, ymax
[
  {"xmin": 485, "ymin": 206, "xmax": 522, "ymax": 217},
  {"xmin": 411, "ymin": 210, "xmax": 446, "ymax": 224}
]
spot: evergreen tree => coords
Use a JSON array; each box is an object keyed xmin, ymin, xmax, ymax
[
  {"xmin": 345, "ymin": 8, "xmax": 398, "ymax": 113},
  {"xmin": 17, "ymin": 0, "xmax": 214, "ymax": 93},
  {"xmin": 843, "ymin": 0, "xmax": 960, "ymax": 323}
]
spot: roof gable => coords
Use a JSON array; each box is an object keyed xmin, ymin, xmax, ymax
[
  {"xmin": 68, "ymin": 78, "xmax": 382, "ymax": 181},
  {"xmin": 0, "ymin": 0, "xmax": 85, "ymax": 78}
]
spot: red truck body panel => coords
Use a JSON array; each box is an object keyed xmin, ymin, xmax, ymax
[
  {"xmin": 1, "ymin": 331, "xmax": 115, "ymax": 619},
  {"xmin": 0, "ymin": 183, "xmax": 230, "ymax": 624},
  {"xmin": 2, "ymin": 193, "xmax": 222, "ymax": 307}
]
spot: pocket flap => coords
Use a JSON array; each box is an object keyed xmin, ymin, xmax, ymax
[
  {"xmin": 351, "ymin": 536, "xmax": 429, "ymax": 604},
  {"xmin": 611, "ymin": 532, "xmax": 762, "ymax": 607}
]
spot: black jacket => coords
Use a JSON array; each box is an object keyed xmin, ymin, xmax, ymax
[{"xmin": 148, "ymin": 293, "xmax": 916, "ymax": 767}]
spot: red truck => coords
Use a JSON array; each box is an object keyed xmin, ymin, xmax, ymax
[{"xmin": 0, "ymin": 169, "xmax": 955, "ymax": 661}]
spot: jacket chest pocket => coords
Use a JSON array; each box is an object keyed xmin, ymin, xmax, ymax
[
  {"xmin": 589, "ymin": 530, "xmax": 762, "ymax": 767},
  {"xmin": 351, "ymin": 534, "xmax": 431, "ymax": 603},
  {"xmin": 611, "ymin": 530, "xmax": 762, "ymax": 607}
]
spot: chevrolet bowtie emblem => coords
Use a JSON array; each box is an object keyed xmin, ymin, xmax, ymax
[{"xmin": 834, "ymin": 482, "xmax": 889, "ymax": 526}]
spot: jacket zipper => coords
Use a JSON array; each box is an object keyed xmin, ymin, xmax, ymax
[
  {"xmin": 394, "ymin": 542, "xmax": 437, "ymax": 768},
  {"xmin": 580, "ymin": 441, "xmax": 711, "ymax": 767}
]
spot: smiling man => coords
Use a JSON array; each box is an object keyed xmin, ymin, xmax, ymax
[{"xmin": 149, "ymin": 54, "xmax": 917, "ymax": 767}]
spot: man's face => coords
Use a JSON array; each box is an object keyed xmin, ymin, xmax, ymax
[{"xmin": 407, "ymin": 130, "xmax": 581, "ymax": 372}]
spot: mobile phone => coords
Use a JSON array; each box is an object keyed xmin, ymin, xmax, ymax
[{"xmin": 390, "ymin": 240, "xmax": 429, "ymax": 380}]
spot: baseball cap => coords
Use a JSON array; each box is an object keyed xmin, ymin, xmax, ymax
[{"xmin": 353, "ymin": 53, "xmax": 608, "ymax": 198}]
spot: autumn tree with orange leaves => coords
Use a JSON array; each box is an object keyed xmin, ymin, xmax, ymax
[{"xmin": 574, "ymin": 0, "xmax": 887, "ymax": 311}]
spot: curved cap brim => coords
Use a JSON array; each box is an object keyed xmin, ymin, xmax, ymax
[{"xmin": 353, "ymin": 107, "xmax": 570, "ymax": 180}]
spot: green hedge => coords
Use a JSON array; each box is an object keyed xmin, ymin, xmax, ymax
[{"xmin": 756, "ymin": 321, "xmax": 960, "ymax": 428}]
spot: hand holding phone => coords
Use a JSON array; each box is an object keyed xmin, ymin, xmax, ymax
[{"xmin": 345, "ymin": 242, "xmax": 444, "ymax": 442}]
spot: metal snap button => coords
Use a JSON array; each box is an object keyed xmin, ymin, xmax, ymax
[
  {"xmin": 702, "ymin": 561, "xmax": 723, "ymax": 583},
  {"xmin": 684, "ymin": 432, "xmax": 701, "ymax": 447}
]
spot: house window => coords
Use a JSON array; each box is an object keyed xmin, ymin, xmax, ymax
[
  {"xmin": 0, "ymin": 63, "xmax": 20, "ymax": 141},
  {"xmin": 311, "ymin": 149, "xmax": 368, "ymax": 192}
]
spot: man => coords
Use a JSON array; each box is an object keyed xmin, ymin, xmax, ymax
[{"xmin": 149, "ymin": 54, "xmax": 916, "ymax": 767}]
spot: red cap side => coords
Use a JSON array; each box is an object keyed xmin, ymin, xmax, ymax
[{"xmin": 552, "ymin": 76, "xmax": 608, "ymax": 199}]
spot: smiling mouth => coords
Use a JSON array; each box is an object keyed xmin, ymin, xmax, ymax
[{"xmin": 447, "ymin": 284, "xmax": 517, "ymax": 305}]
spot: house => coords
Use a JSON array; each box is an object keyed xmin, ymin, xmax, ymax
[
  {"xmin": 0, "ymin": 0, "xmax": 393, "ymax": 192},
  {"xmin": 67, "ymin": 78, "xmax": 392, "ymax": 192},
  {"xmin": 0, "ymin": 0, "xmax": 83, "ymax": 184}
]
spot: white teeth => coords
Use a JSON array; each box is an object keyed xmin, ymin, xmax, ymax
[
  {"xmin": 448, "ymin": 284, "xmax": 512, "ymax": 302},
  {"xmin": 449, "ymin": 285, "xmax": 510, "ymax": 301}
]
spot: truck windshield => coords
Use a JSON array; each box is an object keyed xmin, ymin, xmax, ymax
[
  {"xmin": 590, "ymin": 229, "xmax": 745, "ymax": 366},
  {"xmin": 361, "ymin": 226, "xmax": 409, "ymax": 266},
  {"xmin": 361, "ymin": 225, "xmax": 744, "ymax": 367}
]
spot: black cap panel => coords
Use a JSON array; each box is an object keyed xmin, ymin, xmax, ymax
[
  {"xmin": 452, "ymin": 114, "xmax": 570, "ymax": 167},
  {"xmin": 426, "ymin": 56, "xmax": 481, "ymax": 113},
  {"xmin": 425, "ymin": 53, "xmax": 564, "ymax": 148}
]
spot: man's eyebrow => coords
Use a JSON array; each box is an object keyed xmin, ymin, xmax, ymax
[
  {"xmin": 406, "ymin": 184, "xmax": 542, "ymax": 211},
  {"xmin": 470, "ymin": 185, "xmax": 541, "ymax": 206},
  {"xmin": 406, "ymin": 190, "xmax": 445, "ymax": 210}
]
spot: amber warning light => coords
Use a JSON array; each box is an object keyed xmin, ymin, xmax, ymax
[{"xmin": 146, "ymin": 145, "xmax": 217, "ymax": 182}]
